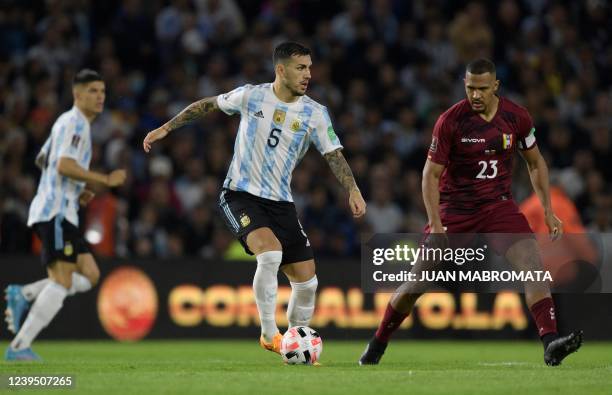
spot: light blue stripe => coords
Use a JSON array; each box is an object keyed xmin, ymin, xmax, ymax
[
  {"xmin": 260, "ymin": 103, "xmax": 289, "ymax": 199},
  {"xmin": 83, "ymin": 147, "xmax": 91, "ymax": 165},
  {"xmin": 41, "ymin": 125, "xmax": 67, "ymax": 219},
  {"xmin": 321, "ymin": 107, "xmax": 340, "ymax": 145},
  {"xmin": 309, "ymin": 119, "xmax": 323, "ymax": 153},
  {"xmin": 58, "ymin": 177, "xmax": 69, "ymax": 218},
  {"xmin": 54, "ymin": 215, "xmax": 64, "ymax": 250},
  {"xmin": 40, "ymin": 170, "xmax": 56, "ymax": 218},
  {"xmin": 278, "ymin": 104, "xmax": 314, "ymax": 201},
  {"xmin": 237, "ymin": 88, "xmax": 265, "ymax": 191}
]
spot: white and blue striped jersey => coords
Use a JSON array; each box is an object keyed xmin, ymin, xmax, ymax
[
  {"xmin": 28, "ymin": 106, "xmax": 92, "ymax": 227},
  {"xmin": 217, "ymin": 83, "xmax": 343, "ymax": 202}
]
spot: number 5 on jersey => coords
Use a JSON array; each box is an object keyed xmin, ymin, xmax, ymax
[
  {"xmin": 476, "ymin": 160, "xmax": 498, "ymax": 179},
  {"xmin": 268, "ymin": 128, "xmax": 281, "ymax": 148}
]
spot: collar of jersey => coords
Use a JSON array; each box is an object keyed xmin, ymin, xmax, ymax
[
  {"xmin": 72, "ymin": 105, "xmax": 90, "ymax": 125},
  {"xmin": 269, "ymin": 84, "xmax": 304, "ymax": 106}
]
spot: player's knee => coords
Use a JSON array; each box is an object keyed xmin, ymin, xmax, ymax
[
  {"xmin": 51, "ymin": 273, "xmax": 72, "ymax": 290},
  {"xmin": 48, "ymin": 262, "xmax": 75, "ymax": 290},
  {"xmin": 509, "ymin": 243, "xmax": 541, "ymax": 271},
  {"xmin": 305, "ymin": 275, "xmax": 318, "ymax": 293},
  {"xmin": 294, "ymin": 266, "xmax": 316, "ymax": 283}
]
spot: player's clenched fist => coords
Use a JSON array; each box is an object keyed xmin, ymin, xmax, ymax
[
  {"xmin": 143, "ymin": 126, "xmax": 169, "ymax": 153},
  {"xmin": 349, "ymin": 189, "xmax": 366, "ymax": 218},
  {"xmin": 106, "ymin": 169, "xmax": 126, "ymax": 187},
  {"xmin": 79, "ymin": 190, "xmax": 95, "ymax": 206}
]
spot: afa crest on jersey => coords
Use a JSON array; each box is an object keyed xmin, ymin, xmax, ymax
[
  {"xmin": 64, "ymin": 242, "xmax": 74, "ymax": 256},
  {"xmin": 240, "ymin": 213, "xmax": 251, "ymax": 228},
  {"xmin": 290, "ymin": 118, "xmax": 301, "ymax": 132},
  {"xmin": 273, "ymin": 109, "xmax": 286, "ymax": 125},
  {"xmin": 502, "ymin": 133, "xmax": 513, "ymax": 149}
]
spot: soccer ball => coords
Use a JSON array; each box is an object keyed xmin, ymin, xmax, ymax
[{"xmin": 280, "ymin": 326, "xmax": 323, "ymax": 365}]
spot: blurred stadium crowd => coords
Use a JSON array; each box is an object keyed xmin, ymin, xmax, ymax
[{"xmin": 0, "ymin": 0, "xmax": 610, "ymax": 259}]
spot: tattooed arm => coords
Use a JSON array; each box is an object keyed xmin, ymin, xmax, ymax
[
  {"xmin": 143, "ymin": 96, "xmax": 219, "ymax": 152},
  {"xmin": 165, "ymin": 97, "xmax": 219, "ymax": 131},
  {"xmin": 324, "ymin": 149, "xmax": 359, "ymax": 192},
  {"xmin": 324, "ymin": 148, "xmax": 366, "ymax": 217}
]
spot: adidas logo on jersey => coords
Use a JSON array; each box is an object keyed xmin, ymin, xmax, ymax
[
  {"xmin": 461, "ymin": 137, "xmax": 485, "ymax": 143},
  {"xmin": 253, "ymin": 110, "xmax": 264, "ymax": 118}
]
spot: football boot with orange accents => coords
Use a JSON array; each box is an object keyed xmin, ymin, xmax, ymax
[{"xmin": 259, "ymin": 332, "xmax": 283, "ymax": 354}]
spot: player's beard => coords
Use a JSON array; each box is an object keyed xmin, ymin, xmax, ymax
[{"xmin": 289, "ymin": 84, "xmax": 305, "ymax": 97}]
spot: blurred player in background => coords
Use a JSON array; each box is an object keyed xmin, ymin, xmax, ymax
[
  {"xmin": 143, "ymin": 42, "xmax": 366, "ymax": 355},
  {"xmin": 4, "ymin": 70, "xmax": 126, "ymax": 361},
  {"xmin": 360, "ymin": 59, "xmax": 582, "ymax": 367}
]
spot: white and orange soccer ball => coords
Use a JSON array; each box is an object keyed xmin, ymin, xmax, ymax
[{"xmin": 280, "ymin": 326, "xmax": 323, "ymax": 365}]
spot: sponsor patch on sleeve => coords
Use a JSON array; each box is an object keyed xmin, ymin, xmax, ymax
[
  {"xmin": 429, "ymin": 137, "xmax": 438, "ymax": 153},
  {"xmin": 71, "ymin": 134, "xmax": 81, "ymax": 148},
  {"xmin": 327, "ymin": 126, "xmax": 337, "ymax": 141}
]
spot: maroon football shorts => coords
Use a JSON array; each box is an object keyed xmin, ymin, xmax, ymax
[{"xmin": 423, "ymin": 199, "xmax": 534, "ymax": 255}]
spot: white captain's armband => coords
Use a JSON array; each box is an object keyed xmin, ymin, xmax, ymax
[{"xmin": 518, "ymin": 127, "xmax": 536, "ymax": 150}]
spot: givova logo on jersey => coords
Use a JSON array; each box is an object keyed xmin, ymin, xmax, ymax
[{"xmin": 461, "ymin": 137, "xmax": 485, "ymax": 143}]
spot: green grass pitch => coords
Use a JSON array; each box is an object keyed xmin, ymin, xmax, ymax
[{"xmin": 1, "ymin": 340, "xmax": 610, "ymax": 395}]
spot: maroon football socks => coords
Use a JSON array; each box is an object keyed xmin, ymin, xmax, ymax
[
  {"xmin": 529, "ymin": 297, "xmax": 559, "ymax": 347},
  {"xmin": 374, "ymin": 303, "xmax": 409, "ymax": 343}
]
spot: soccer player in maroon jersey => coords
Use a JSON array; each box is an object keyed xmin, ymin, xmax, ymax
[{"xmin": 359, "ymin": 59, "xmax": 582, "ymax": 366}]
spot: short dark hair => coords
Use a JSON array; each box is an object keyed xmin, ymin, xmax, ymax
[
  {"xmin": 273, "ymin": 42, "xmax": 311, "ymax": 65},
  {"xmin": 73, "ymin": 69, "xmax": 103, "ymax": 86},
  {"xmin": 466, "ymin": 59, "xmax": 496, "ymax": 75}
]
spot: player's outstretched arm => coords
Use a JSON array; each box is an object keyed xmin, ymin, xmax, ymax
[
  {"xmin": 58, "ymin": 157, "xmax": 126, "ymax": 187},
  {"xmin": 143, "ymin": 96, "xmax": 219, "ymax": 152},
  {"xmin": 520, "ymin": 146, "xmax": 563, "ymax": 238},
  {"xmin": 323, "ymin": 149, "xmax": 366, "ymax": 218}
]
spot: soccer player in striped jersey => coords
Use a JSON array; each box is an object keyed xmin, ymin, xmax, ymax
[
  {"xmin": 143, "ymin": 42, "xmax": 366, "ymax": 354},
  {"xmin": 359, "ymin": 59, "xmax": 582, "ymax": 367},
  {"xmin": 4, "ymin": 70, "xmax": 126, "ymax": 361}
]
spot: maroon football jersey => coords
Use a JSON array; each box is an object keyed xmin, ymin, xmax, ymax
[{"xmin": 427, "ymin": 97, "xmax": 536, "ymax": 211}]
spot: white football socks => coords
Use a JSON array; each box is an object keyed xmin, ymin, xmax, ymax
[
  {"xmin": 287, "ymin": 275, "xmax": 318, "ymax": 328},
  {"xmin": 253, "ymin": 251, "xmax": 282, "ymax": 342},
  {"xmin": 21, "ymin": 278, "xmax": 49, "ymax": 302},
  {"xmin": 11, "ymin": 281, "xmax": 68, "ymax": 351},
  {"xmin": 67, "ymin": 272, "xmax": 93, "ymax": 295},
  {"xmin": 21, "ymin": 272, "xmax": 92, "ymax": 301}
]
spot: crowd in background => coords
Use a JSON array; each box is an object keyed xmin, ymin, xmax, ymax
[{"xmin": 1, "ymin": 0, "xmax": 610, "ymax": 259}]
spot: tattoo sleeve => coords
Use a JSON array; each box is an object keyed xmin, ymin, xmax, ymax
[
  {"xmin": 324, "ymin": 149, "xmax": 358, "ymax": 192},
  {"xmin": 164, "ymin": 96, "xmax": 219, "ymax": 131}
]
